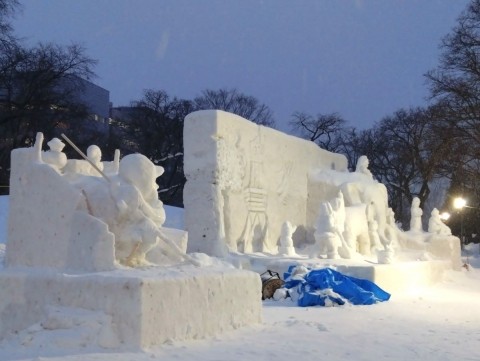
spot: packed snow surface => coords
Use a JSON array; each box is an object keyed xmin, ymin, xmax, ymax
[{"xmin": 0, "ymin": 197, "xmax": 479, "ymax": 360}]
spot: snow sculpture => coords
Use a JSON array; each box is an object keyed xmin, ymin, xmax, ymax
[
  {"xmin": 278, "ymin": 221, "xmax": 297, "ymax": 256},
  {"xmin": 76, "ymin": 153, "xmax": 177, "ymax": 266},
  {"xmin": 184, "ymin": 110, "xmax": 461, "ymax": 272},
  {"xmin": 428, "ymin": 208, "xmax": 452, "ymax": 236},
  {"xmin": 410, "ymin": 197, "xmax": 423, "ymax": 232},
  {"xmin": 184, "ymin": 110, "xmax": 348, "ymax": 257},
  {"xmin": 355, "ymin": 155, "xmax": 373, "ymax": 178},
  {"xmin": 86, "ymin": 144, "xmax": 104, "ymax": 174},
  {"xmin": 6, "ymin": 132, "xmax": 188, "ymax": 270},
  {"xmin": 2, "ymin": 132, "xmax": 262, "ymax": 348},
  {"xmin": 312, "ymin": 202, "xmax": 341, "ymax": 258},
  {"xmin": 331, "ymin": 191, "xmax": 346, "ymax": 236},
  {"xmin": 368, "ymin": 220, "xmax": 381, "ymax": 252}
]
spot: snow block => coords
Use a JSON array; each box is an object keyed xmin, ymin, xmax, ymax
[
  {"xmin": 6, "ymin": 147, "xmax": 116, "ymax": 272},
  {"xmin": 0, "ymin": 266, "xmax": 261, "ymax": 349},
  {"xmin": 184, "ymin": 110, "xmax": 348, "ymax": 257}
]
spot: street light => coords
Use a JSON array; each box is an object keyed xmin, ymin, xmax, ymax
[
  {"xmin": 453, "ymin": 197, "xmax": 466, "ymax": 247},
  {"xmin": 453, "ymin": 197, "xmax": 467, "ymax": 210}
]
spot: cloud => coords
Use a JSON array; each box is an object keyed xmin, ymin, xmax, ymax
[{"xmin": 155, "ymin": 31, "xmax": 170, "ymax": 60}]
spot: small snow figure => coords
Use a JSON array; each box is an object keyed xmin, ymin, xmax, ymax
[
  {"xmin": 42, "ymin": 137, "xmax": 67, "ymax": 171},
  {"xmin": 331, "ymin": 191, "xmax": 346, "ymax": 234},
  {"xmin": 428, "ymin": 208, "xmax": 452, "ymax": 236},
  {"xmin": 278, "ymin": 221, "xmax": 297, "ymax": 256},
  {"xmin": 355, "ymin": 155, "xmax": 373, "ymax": 178},
  {"xmin": 410, "ymin": 197, "xmax": 423, "ymax": 233},
  {"xmin": 313, "ymin": 202, "xmax": 341, "ymax": 259},
  {"xmin": 86, "ymin": 145, "xmax": 104, "ymax": 175},
  {"xmin": 377, "ymin": 244, "xmax": 395, "ymax": 264},
  {"xmin": 368, "ymin": 219, "xmax": 382, "ymax": 253}
]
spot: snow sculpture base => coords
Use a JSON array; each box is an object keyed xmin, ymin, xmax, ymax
[
  {"xmin": 0, "ymin": 266, "xmax": 261, "ymax": 349},
  {"xmin": 236, "ymin": 256, "xmax": 453, "ymax": 293},
  {"xmin": 232, "ymin": 235, "xmax": 461, "ymax": 293}
]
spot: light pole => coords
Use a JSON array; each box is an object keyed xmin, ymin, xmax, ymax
[{"xmin": 453, "ymin": 197, "xmax": 466, "ymax": 247}]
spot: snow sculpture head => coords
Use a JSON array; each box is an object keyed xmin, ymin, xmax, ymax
[
  {"xmin": 87, "ymin": 145, "xmax": 103, "ymax": 170},
  {"xmin": 47, "ymin": 138, "xmax": 66, "ymax": 152},
  {"xmin": 118, "ymin": 154, "xmax": 164, "ymax": 203},
  {"xmin": 355, "ymin": 155, "xmax": 373, "ymax": 178},
  {"xmin": 43, "ymin": 137, "xmax": 67, "ymax": 170}
]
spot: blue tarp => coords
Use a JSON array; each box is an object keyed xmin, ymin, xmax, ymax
[{"xmin": 283, "ymin": 266, "xmax": 391, "ymax": 307}]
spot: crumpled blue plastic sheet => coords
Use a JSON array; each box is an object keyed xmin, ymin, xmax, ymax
[{"xmin": 283, "ymin": 266, "xmax": 391, "ymax": 307}]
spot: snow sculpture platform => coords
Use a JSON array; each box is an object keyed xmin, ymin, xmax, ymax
[
  {"xmin": 0, "ymin": 266, "xmax": 261, "ymax": 348},
  {"xmin": 234, "ymin": 253, "xmax": 455, "ymax": 293}
]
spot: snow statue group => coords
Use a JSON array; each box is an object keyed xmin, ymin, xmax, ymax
[
  {"xmin": 0, "ymin": 131, "xmax": 261, "ymax": 349},
  {"xmin": 184, "ymin": 110, "xmax": 460, "ymax": 269},
  {"xmin": 0, "ymin": 109, "xmax": 461, "ymax": 351}
]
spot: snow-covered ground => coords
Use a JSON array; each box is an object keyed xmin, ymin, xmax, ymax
[{"xmin": 0, "ymin": 196, "xmax": 479, "ymax": 361}]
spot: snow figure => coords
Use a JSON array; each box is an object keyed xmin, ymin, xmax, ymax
[
  {"xmin": 42, "ymin": 137, "xmax": 67, "ymax": 171},
  {"xmin": 278, "ymin": 221, "xmax": 297, "ymax": 256},
  {"xmin": 428, "ymin": 208, "xmax": 452, "ymax": 236},
  {"xmin": 313, "ymin": 202, "xmax": 341, "ymax": 259},
  {"xmin": 238, "ymin": 130, "xmax": 269, "ymax": 253},
  {"xmin": 410, "ymin": 197, "xmax": 423, "ymax": 232},
  {"xmin": 76, "ymin": 153, "xmax": 188, "ymax": 267},
  {"xmin": 331, "ymin": 191, "xmax": 346, "ymax": 235},
  {"xmin": 368, "ymin": 220, "xmax": 382, "ymax": 254},
  {"xmin": 383, "ymin": 208, "xmax": 399, "ymax": 247},
  {"xmin": 377, "ymin": 244, "xmax": 395, "ymax": 264},
  {"xmin": 86, "ymin": 145, "xmax": 104, "ymax": 175},
  {"xmin": 341, "ymin": 159, "xmax": 390, "ymax": 248},
  {"xmin": 109, "ymin": 154, "xmax": 167, "ymax": 265},
  {"xmin": 355, "ymin": 155, "xmax": 373, "ymax": 179}
]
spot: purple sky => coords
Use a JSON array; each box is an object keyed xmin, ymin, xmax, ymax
[{"xmin": 12, "ymin": 0, "xmax": 470, "ymax": 131}]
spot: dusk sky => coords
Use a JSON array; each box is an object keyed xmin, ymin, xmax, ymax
[{"xmin": 12, "ymin": 0, "xmax": 470, "ymax": 131}]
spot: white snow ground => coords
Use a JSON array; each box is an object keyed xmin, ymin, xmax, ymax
[{"xmin": 0, "ymin": 196, "xmax": 479, "ymax": 361}]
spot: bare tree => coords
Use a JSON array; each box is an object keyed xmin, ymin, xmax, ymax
[
  {"xmin": 0, "ymin": 42, "xmax": 97, "ymax": 189},
  {"xmin": 424, "ymin": 0, "xmax": 480, "ymax": 238},
  {"xmin": 363, "ymin": 107, "xmax": 457, "ymax": 228},
  {"xmin": 289, "ymin": 111, "xmax": 347, "ymax": 152},
  {"xmin": 337, "ymin": 127, "xmax": 376, "ymax": 171},
  {"xmin": 113, "ymin": 89, "xmax": 194, "ymax": 206},
  {"xmin": 194, "ymin": 88, "xmax": 276, "ymax": 127},
  {"xmin": 0, "ymin": 0, "xmax": 20, "ymax": 49}
]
